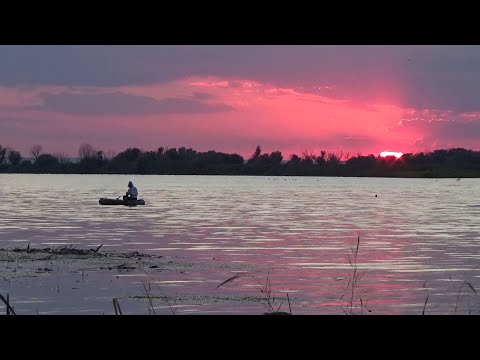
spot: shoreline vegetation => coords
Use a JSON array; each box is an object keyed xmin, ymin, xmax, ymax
[
  {"xmin": 0, "ymin": 244, "xmax": 289, "ymax": 315},
  {"xmin": 2, "ymin": 242, "xmax": 478, "ymax": 315},
  {"xmin": 2, "ymin": 143, "xmax": 480, "ymax": 178}
]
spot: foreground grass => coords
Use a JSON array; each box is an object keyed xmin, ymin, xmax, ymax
[{"xmin": 1, "ymin": 242, "xmax": 479, "ymax": 315}]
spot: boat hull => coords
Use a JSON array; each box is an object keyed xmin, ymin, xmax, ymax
[{"xmin": 99, "ymin": 198, "xmax": 145, "ymax": 206}]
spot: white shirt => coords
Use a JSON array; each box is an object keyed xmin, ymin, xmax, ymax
[{"xmin": 128, "ymin": 186, "xmax": 138, "ymax": 197}]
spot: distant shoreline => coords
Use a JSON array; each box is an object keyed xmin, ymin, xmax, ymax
[
  {"xmin": 2, "ymin": 145, "xmax": 480, "ymax": 178},
  {"xmin": 0, "ymin": 171, "xmax": 478, "ymax": 178}
]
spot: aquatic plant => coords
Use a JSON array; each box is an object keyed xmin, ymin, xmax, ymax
[
  {"xmin": 0, "ymin": 293, "xmax": 16, "ymax": 315},
  {"xmin": 340, "ymin": 236, "xmax": 371, "ymax": 315},
  {"xmin": 217, "ymin": 272, "xmax": 291, "ymax": 314}
]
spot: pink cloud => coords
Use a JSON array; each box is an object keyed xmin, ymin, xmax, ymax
[{"xmin": 1, "ymin": 76, "xmax": 480, "ymax": 158}]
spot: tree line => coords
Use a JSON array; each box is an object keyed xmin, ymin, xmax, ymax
[{"xmin": 1, "ymin": 143, "xmax": 480, "ymax": 177}]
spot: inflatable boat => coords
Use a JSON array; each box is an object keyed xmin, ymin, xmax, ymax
[{"xmin": 99, "ymin": 198, "xmax": 145, "ymax": 206}]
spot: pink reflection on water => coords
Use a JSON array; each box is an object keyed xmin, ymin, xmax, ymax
[{"xmin": 2, "ymin": 174, "xmax": 480, "ymax": 314}]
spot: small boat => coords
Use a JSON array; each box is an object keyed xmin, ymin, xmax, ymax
[{"xmin": 99, "ymin": 198, "xmax": 146, "ymax": 206}]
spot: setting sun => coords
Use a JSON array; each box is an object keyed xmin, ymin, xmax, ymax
[{"xmin": 380, "ymin": 151, "xmax": 403, "ymax": 159}]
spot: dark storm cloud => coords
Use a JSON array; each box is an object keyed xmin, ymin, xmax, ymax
[
  {"xmin": 28, "ymin": 92, "xmax": 234, "ymax": 115},
  {"xmin": 0, "ymin": 45, "xmax": 402, "ymax": 86},
  {"xmin": 2, "ymin": 45, "xmax": 480, "ymax": 112}
]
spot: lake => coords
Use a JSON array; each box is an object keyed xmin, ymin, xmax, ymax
[{"xmin": 1, "ymin": 174, "xmax": 480, "ymax": 315}]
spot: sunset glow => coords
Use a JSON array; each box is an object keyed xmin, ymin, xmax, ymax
[
  {"xmin": 3, "ymin": 45, "xmax": 480, "ymax": 318},
  {"xmin": 2, "ymin": 46, "xmax": 480, "ymax": 157},
  {"xmin": 380, "ymin": 151, "xmax": 403, "ymax": 159}
]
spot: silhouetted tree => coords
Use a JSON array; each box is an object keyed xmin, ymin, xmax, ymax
[
  {"xmin": 4, "ymin": 143, "xmax": 480, "ymax": 177},
  {"xmin": 269, "ymin": 151, "xmax": 283, "ymax": 165},
  {"xmin": 35, "ymin": 153, "xmax": 60, "ymax": 172},
  {"xmin": 315, "ymin": 150, "xmax": 327, "ymax": 166},
  {"xmin": 301, "ymin": 150, "xmax": 316, "ymax": 165},
  {"xmin": 248, "ymin": 145, "xmax": 262, "ymax": 163},
  {"xmin": 20, "ymin": 159, "xmax": 32, "ymax": 168},
  {"xmin": 0, "ymin": 145, "xmax": 7, "ymax": 164},
  {"xmin": 254, "ymin": 145, "xmax": 261, "ymax": 158},
  {"xmin": 289, "ymin": 154, "xmax": 301, "ymax": 163},
  {"xmin": 53, "ymin": 152, "xmax": 70, "ymax": 166},
  {"xmin": 326, "ymin": 152, "xmax": 341, "ymax": 166},
  {"xmin": 7, "ymin": 149, "xmax": 22, "ymax": 166},
  {"xmin": 346, "ymin": 154, "xmax": 377, "ymax": 170},
  {"xmin": 123, "ymin": 148, "xmax": 141, "ymax": 161},
  {"xmin": 78, "ymin": 148, "xmax": 108, "ymax": 173},
  {"xmin": 165, "ymin": 148, "xmax": 179, "ymax": 160},
  {"xmin": 316, "ymin": 156, "xmax": 326, "ymax": 166},
  {"xmin": 30, "ymin": 144, "xmax": 42, "ymax": 161},
  {"xmin": 401, "ymin": 153, "xmax": 414, "ymax": 164},
  {"xmin": 78, "ymin": 143, "xmax": 96, "ymax": 161},
  {"xmin": 107, "ymin": 147, "xmax": 142, "ymax": 173}
]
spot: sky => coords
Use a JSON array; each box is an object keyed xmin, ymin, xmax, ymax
[{"xmin": 1, "ymin": 45, "xmax": 480, "ymax": 158}]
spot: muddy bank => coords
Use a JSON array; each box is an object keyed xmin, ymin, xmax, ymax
[
  {"xmin": 0, "ymin": 245, "xmax": 253, "ymax": 279},
  {"xmin": 0, "ymin": 246, "xmax": 286, "ymax": 315}
]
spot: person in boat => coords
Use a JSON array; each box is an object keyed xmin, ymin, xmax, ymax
[{"xmin": 123, "ymin": 181, "xmax": 138, "ymax": 204}]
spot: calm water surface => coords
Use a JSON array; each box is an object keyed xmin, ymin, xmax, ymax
[{"xmin": 1, "ymin": 174, "xmax": 480, "ymax": 314}]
